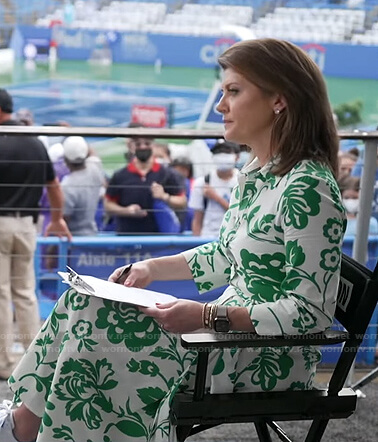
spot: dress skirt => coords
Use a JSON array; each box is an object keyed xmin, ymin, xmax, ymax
[{"xmin": 9, "ymin": 288, "xmax": 318, "ymax": 442}]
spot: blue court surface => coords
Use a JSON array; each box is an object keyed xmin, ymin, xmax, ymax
[{"xmin": 6, "ymin": 79, "xmax": 210, "ymax": 128}]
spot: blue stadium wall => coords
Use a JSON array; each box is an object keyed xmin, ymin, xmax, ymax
[{"xmin": 11, "ymin": 25, "xmax": 378, "ymax": 80}]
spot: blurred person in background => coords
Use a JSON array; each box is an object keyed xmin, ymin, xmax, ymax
[
  {"xmin": 0, "ymin": 88, "xmax": 71, "ymax": 380},
  {"xmin": 339, "ymin": 175, "xmax": 378, "ymax": 236},
  {"xmin": 104, "ymin": 130, "xmax": 186, "ymax": 235},
  {"xmin": 14, "ymin": 108, "xmax": 72, "ymax": 155},
  {"xmin": 236, "ymin": 144, "xmax": 253, "ymax": 170},
  {"xmin": 38, "ymin": 143, "xmax": 69, "ymax": 235},
  {"xmin": 40, "ymin": 138, "xmax": 106, "ymax": 235},
  {"xmin": 14, "ymin": 108, "xmax": 34, "ymax": 126},
  {"xmin": 153, "ymin": 143, "xmax": 193, "ymax": 231},
  {"xmin": 61, "ymin": 136, "xmax": 106, "ymax": 235},
  {"xmin": 153, "ymin": 142, "xmax": 171, "ymax": 166},
  {"xmin": 40, "ymin": 120, "xmax": 72, "ymax": 150},
  {"xmin": 348, "ymin": 147, "xmax": 360, "ymax": 159},
  {"xmin": 351, "ymin": 139, "xmax": 378, "ymax": 220},
  {"xmin": 14, "ymin": 108, "xmax": 52, "ymax": 150},
  {"xmin": 38, "ymin": 142, "xmax": 70, "ymax": 270},
  {"xmin": 171, "ymin": 155, "xmax": 195, "ymax": 232},
  {"xmin": 338, "ymin": 151, "xmax": 358, "ymax": 180},
  {"xmin": 189, "ymin": 140, "xmax": 240, "ymax": 237}
]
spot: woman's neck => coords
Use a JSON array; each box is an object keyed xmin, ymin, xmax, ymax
[{"xmin": 247, "ymin": 132, "xmax": 272, "ymax": 167}]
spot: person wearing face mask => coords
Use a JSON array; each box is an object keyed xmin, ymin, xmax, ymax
[
  {"xmin": 339, "ymin": 175, "xmax": 378, "ymax": 236},
  {"xmin": 189, "ymin": 140, "xmax": 240, "ymax": 237},
  {"xmin": 104, "ymin": 128, "xmax": 186, "ymax": 235},
  {"xmin": 153, "ymin": 142, "xmax": 171, "ymax": 166}
]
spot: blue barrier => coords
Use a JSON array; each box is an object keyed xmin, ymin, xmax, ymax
[
  {"xmin": 11, "ymin": 25, "xmax": 378, "ymax": 80},
  {"xmin": 35, "ymin": 235, "xmax": 226, "ymax": 320},
  {"xmin": 35, "ymin": 234, "xmax": 378, "ymax": 365}
]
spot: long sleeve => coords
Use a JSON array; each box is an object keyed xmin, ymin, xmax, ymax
[
  {"xmin": 181, "ymin": 241, "xmax": 232, "ymax": 294},
  {"xmin": 211, "ymin": 159, "xmax": 345, "ymax": 340},
  {"xmin": 248, "ymin": 173, "xmax": 345, "ymax": 335}
]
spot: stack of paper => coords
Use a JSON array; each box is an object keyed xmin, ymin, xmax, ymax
[{"xmin": 58, "ymin": 268, "xmax": 177, "ymax": 308}]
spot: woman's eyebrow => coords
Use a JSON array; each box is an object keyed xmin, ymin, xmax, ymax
[{"xmin": 221, "ymin": 82, "xmax": 239, "ymax": 89}]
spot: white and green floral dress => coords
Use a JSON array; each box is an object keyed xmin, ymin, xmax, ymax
[{"xmin": 9, "ymin": 158, "xmax": 346, "ymax": 442}]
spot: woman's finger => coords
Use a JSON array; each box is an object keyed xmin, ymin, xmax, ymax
[
  {"xmin": 138, "ymin": 306, "xmax": 162, "ymax": 319},
  {"xmin": 154, "ymin": 301, "xmax": 177, "ymax": 310},
  {"xmin": 108, "ymin": 268, "xmax": 122, "ymax": 282}
]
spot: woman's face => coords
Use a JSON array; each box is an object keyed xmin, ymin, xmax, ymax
[{"xmin": 216, "ymin": 68, "xmax": 276, "ymax": 150}]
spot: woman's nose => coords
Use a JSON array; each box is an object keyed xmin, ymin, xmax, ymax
[{"xmin": 216, "ymin": 95, "xmax": 226, "ymax": 114}]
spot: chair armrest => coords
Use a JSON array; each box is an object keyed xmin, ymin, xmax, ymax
[{"xmin": 181, "ymin": 330, "xmax": 348, "ymax": 350}]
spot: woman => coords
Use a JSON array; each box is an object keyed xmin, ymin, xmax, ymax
[{"xmin": 0, "ymin": 38, "xmax": 345, "ymax": 442}]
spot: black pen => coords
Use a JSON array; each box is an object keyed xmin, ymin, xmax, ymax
[{"xmin": 115, "ymin": 264, "xmax": 132, "ymax": 284}]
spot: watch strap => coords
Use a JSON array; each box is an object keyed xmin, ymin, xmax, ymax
[{"xmin": 216, "ymin": 305, "xmax": 228, "ymax": 319}]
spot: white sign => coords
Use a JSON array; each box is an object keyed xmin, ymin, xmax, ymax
[{"xmin": 337, "ymin": 276, "xmax": 353, "ymax": 312}]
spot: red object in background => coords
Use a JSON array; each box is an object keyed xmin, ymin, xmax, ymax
[
  {"xmin": 49, "ymin": 19, "xmax": 63, "ymax": 27},
  {"xmin": 131, "ymin": 105, "xmax": 167, "ymax": 128}
]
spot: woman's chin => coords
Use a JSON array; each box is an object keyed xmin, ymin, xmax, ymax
[{"xmin": 224, "ymin": 131, "xmax": 240, "ymax": 145}]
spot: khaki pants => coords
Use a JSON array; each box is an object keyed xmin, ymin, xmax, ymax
[{"xmin": 0, "ymin": 216, "xmax": 40, "ymax": 376}]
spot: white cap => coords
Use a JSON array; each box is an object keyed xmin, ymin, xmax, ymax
[
  {"xmin": 62, "ymin": 136, "xmax": 89, "ymax": 164},
  {"xmin": 48, "ymin": 143, "xmax": 64, "ymax": 162}
]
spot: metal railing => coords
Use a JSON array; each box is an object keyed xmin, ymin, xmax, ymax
[
  {"xmin": 1, "ymin": 125, "xmax": 378, "ymax": 367},
  {"xmin": 1, "ymin": 124, "xmax": 377, "ymax": 265}
]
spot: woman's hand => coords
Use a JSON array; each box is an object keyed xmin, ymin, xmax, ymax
[
  {"xmin": 139, "ymin": 300, "xmax": 203, "ymax": 333},
  {"xmin": 109, "ymin": 255, "xmax": 192, "ymax": 287},
  {"xmin": 108, "ymin": 261, "xmax": 153, "ymax": 288}
]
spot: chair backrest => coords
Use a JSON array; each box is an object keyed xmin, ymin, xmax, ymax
[
  {"xmin": 335, "ymin": 254, "xmax": 378, "ymax": 335},
  {"xmin": 329, "ymin": 253, "xmax": 378, "ymax": 393}
]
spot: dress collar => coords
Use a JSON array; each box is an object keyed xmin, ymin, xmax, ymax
[
  {"xmin": 238, "ymin": 156, "xmax": 283, "ymax": 192},
  {"xmin": 240, "ymin": 156, "xmax": 278, "ymax": 176}
]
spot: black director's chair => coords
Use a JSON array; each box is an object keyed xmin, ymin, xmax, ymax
[{"xmin": 170, "ymin": 254, "xmax": 378, "ymax": 442}]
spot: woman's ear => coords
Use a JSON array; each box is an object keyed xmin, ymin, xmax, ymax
[{"xmin": 272, "ymin": 94, "xmax": 287, "ymax": 113}]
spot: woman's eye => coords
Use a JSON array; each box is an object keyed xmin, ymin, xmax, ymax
[{"xmin": 228, "ymin": 88, "xmax": 239, "ymax": 95}]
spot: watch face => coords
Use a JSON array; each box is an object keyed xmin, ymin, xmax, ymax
[{"xmin": 214, "ymin": 319, "xmax": 230, "ymax": 333}]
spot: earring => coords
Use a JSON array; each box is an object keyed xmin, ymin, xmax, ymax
[{"xmin": 274, "ymin": 109, "xmax": 280, "ymax": 115}]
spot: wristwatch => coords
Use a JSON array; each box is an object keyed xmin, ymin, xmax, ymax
[{"xmin": 213, "ymin": 305, "xmax": 231, "ymax": 332}]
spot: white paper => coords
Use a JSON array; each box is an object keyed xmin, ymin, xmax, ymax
[{"xmin": 58, "ymin": 270, "xmax": 177, "ymax": 308}]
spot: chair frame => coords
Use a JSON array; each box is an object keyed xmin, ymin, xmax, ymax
[{"xmin": 170, "ymin": 254, "xmax": 378, "ymax": 442}]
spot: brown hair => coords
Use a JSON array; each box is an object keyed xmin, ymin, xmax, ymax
[
  {"xmin": 338, "ymin": 175, "xmax": 360, "ymax": 194},
  {"xmin": 218, "ymin": 38, "xmax": 339, "ymax": 177}
]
